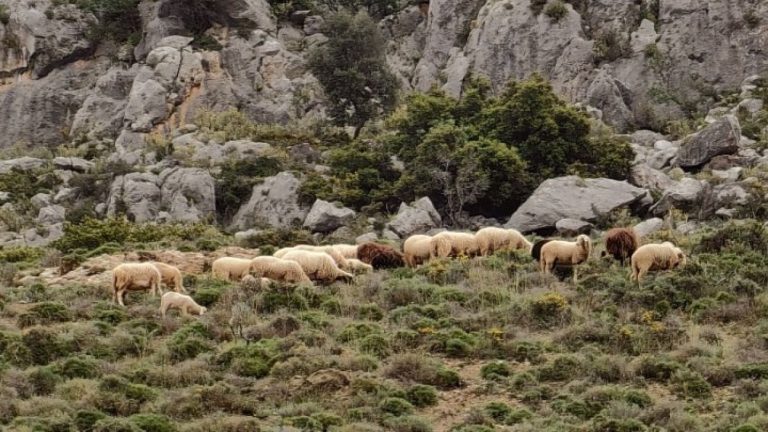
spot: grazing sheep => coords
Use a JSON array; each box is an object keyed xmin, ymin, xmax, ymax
[
  {"xmin": 346, "ymin": 258, "xmax": 374, "ymax": 274},
  {"xmin": 403, "ymin": 234, "xmax": 433, "ymax": 267},
  {"xmin": 539, "ymin": 234, "xmax": 593, "ymax": 283},
  {"xmin": 630, "ymin": 242, "xmax": 687, "ymax": 283},
  {"xmin": 151, "ymin": 262, "xmax": 186, "ymax": 293},
  {"xmin": 212, "ymin": 257, "xmax": 253, "ymax": 282},
  {"xmin": 249, "ymin": 256, "xmax": 313, "ymax": 284},
  {"xmin": 280, "ymin": 250, "xmax": 354, "ymax": 284},
  {"xmin": 159, "ymin": 292, "xmax": 207, "ymax": 318},
  {"xmin": 475, "ymin": 227, "xmax": 533, "ymax": 256},
  {"xmin": 275, "ymin": 245, "xmax": 350, "ymax": 269},
  {"xmin": 601, "ymin": 228, "xmax": 640, "ymax": 265},
  {"xmin": 531, "ymin": 239, "xmax": 553, "ymax": 262},
  {"xmin": 357, "ymin": 242, "xmax": 406, "ymax": 269},
  {"xmin": 330, "ymin": 244, "xmax": 359, "ymax": 259},
  {"xmin": 112, "ymin": 263, "xmax": 163, "ymax": 306},
  {"xmin": 430, "ymin": 231, "xmax": 479, "ymax": 259}
]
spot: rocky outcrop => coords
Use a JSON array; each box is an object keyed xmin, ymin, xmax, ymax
[
  {"xmin": 106, "ymin": 173, "xmax": 162, "ymax": 223},
  {"xmin": 676, "ymin": 115, "xmax": 742, "ymax": 168},
  {"xmin": 303, "ymin": 199, "xmax": 356, "ymax": 233},
  {"xmin": 158, "ymin": 167, "xmax": 216, "ymax": 223},
  {"xmin": 633, "ymin": 217, "xmax": 664, "ymax": 238},
  {"xmin": 387, "ymin": 197, "xmax": 441, "ymax": 238},
  {"xmin": 0, "ymin": 157, "xmax": 45, "ymax": 174},
  {"xmin": 649, "ymin": 178, "xmax": 713, "ymax": 218},
  {"xmin": 230, "ymin": 172, "xmax": 308, "ymax": 231},
  {"xmin": 505, "ymin": 176, "xmax": 649, "ymax": 233}
]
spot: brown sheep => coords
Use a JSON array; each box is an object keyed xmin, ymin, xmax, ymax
[
  {"xmin": 357, "ymin": 242, "xmax": 405, "ymax": 269},
  {"xmin": 630, "ymin": 242, "xmax": 687, "ymax": 284},
  {"xmin": 601, "ymin": 228, "xmax": 639, "ymax": 265},
  {"xmin": 112, "ymin": 263, "xmax": 163, "ymax": 306}
]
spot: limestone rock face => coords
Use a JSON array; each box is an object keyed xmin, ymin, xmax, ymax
[
  {"xmin": 106, "ymin": 173, "xmax": 162, "ymax": 223},
  {"xmin": 158, "ymin": 167, "xmax": 216, "ymax": 223},
  {"xmin": 230, "ymin": 172, "xmax": 309, "ymax": 230},
  {"xmin": 505, "ymin": 176, "xmax": 648, "ymax": 233},
  {"xmin": 649, "ymin": 178, "xmax": 713, "ymax": 218}
]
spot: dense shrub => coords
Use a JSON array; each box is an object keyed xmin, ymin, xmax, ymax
[
  {"xmin": 544, "ymin": 1, "xmax": 568, "ymax": 21},
  {"xmin": 214, "ymin": 157, "xmax": 283, "ymax": 222},
  {"xmin": 55, "ymin": 0, "xmax": 142, "ymax": 44}
]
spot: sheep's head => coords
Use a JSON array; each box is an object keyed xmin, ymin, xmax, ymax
[
  {"xmin": 675, "ymin": 248, "xmax": 687, "ymax": 267},
  {"xmin": 199, "ymin": 306, "xmax": 208, "ymax": 316}
]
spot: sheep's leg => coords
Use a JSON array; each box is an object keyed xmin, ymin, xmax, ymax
[
  {"xmin": 159, "ymin": 304, "xmax": 167, "ymax": 318},
  {"xmin": 181, "ymin": 306, "xmax": 189, "ymax": 316},
  {"xmin": 573, "ymin": 266, "xmax": 579, "ymax": 285},
  {"xmin": 118, "ymin": 289, "xmax": 126, "ymax": 307}
]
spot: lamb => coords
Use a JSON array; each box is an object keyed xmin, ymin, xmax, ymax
[
  {"xmin": 356, "ymin": 242, "xmax": 406, "ymax": 269},
  {"xmin": 539, "ymin": 234, "xmax": 593, "ymax": 283},
  {"xmin": 403, "ymin": 234, "xmax": 433, "ymax": 267},
  {"xmin": 212, "ymin": 257, "xmax": 253, "ymax": 282},
  {"xmin": 630, "ymin": 242, "xmax": 687, "ymax": 283},
  {"xmin": 601, "ymin": 228, "xmax": 640, "ymax": 265},
  {"xmin": 159, "ymin": 292, "xmax": 207, "ymax": 318},
  {"xmin": 430, "ymin": 231, "xmax": 479, "ymax": 259},
  {"xmin": 279, "ymin": 250, "xmax": 354, "ymax": 284},
  {"xmin": 475, "ymin": 227, "xmax": 533, "ymax": 256},
  {"xmin": 249, "ymin": 256, "xmax": 313, "ymax": 284},
  {"xmin": 274, "ymin": 245, "xmax": 349, "ymax": 269},
  {"xmin": 345, "ymin": 258, "xmax": 374, "ymax": 274},
  {"xmin": 150, "ymin": 262, "xmax": 186, "ymax": 293},
  {"xmin": 112, "ymin": 263, "xmax": 163, "ymax": 306},
  {"xmin": 330, "ymin": 244, "xmax": 359, "ymax": 259}
]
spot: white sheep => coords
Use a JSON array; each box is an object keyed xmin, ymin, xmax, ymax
[
  {"xmin": 403, "ymin": 234, "xmax": 433, "ymax": 267},
  {"xmin": 630, "ymin": 242, "xmax": 687, "ymax": 283},
  {"xmin": 475, "ymin": 227, "xmax": 532, "ymax": 256},
  {"xmin": 275, "ymin": 245, "xmax": 350, "ymax": 269},
  {"xmin": 151, "ymin": 262, "xmax": 186, "ymax": 293},
  {"xmin": 539, "ymin": 234, "xmax": 592, "ymax": 283},
  {"xmin": 345, "ymin": 258, "xmax": 374, "ymax": 274},
  {"xmin": 330, "ymin": 244, "xmax": 359, "ymax": 259},
  {"xmin": 279, "ymin": 250, "xmax": 354, "ymax": 284},
  {"xmin": 249, "ymin": 256, "xmax": 313, "ymax": 284},
  {"xmin": 430, "ymin": 231, "xmax": 479, "ymax": 259},
  {"xmin": 112, "ymin": 263, "xmax": 163, "ymax": 306},
  {"xmin": 159, "ymin": 292, "xmax": 207, "ymax": 318},
  {"xmin": 211, "ymin": 257, "xmax": 253, "ymax": 282}
]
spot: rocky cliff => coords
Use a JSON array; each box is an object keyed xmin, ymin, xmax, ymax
[{"xmin": 1, "ymin": 0, "xmax": 766, "ymax": 150}]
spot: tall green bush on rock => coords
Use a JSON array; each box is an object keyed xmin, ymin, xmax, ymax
[{"xmin": 308, "ymin": 11, "xmax": 399, "ymax": 138}]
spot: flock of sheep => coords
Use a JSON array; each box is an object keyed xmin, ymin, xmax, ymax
[{"xmin": 109, "ymin": 225, "xmax": 687, "ymax": 316}]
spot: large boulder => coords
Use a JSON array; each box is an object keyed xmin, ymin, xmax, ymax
[
  {"xmin": 0, "ymin": 157, "xmax": 45, "ymax": 174},
  {"xmin": 387, "ymin": 197, "xmax": 441, "ymax": 237},
  {"xmin": 630, "ymin": 165, "xmax": 674, "ymax": 194},
  {"xmin": 633, "ymin": 217, "xmax": 664, "ymax": 238},
  {"xmin": 303, "ymin": 199, "xmax": 356, "ymax": 233},
  {"xmin": 52, "ymin": 157, "xmax": 95, "ymax": 173},
  {"xmin": 158, "ymin": 167, "xmax": 216, "ymax": 223},
  {"xmin": 123, "ymin": 77, "xmax": 168, "ymax": 132},
  {"xmin": 505, "ymin": 176, "xmax": 649, "ymax": 233},
  {"xmin": 676, "ymin": 115, "xmax": 741, "ymax": 168},
  {"xmin": 649, "ymin": 178, "xmax": 713, "ymax": 218},
  {"xmin": 230, "ymin": 172, "xmax": 309, "ymax": 230},
  {"xmin": 106, "ymin": 173, "xmax": 162, "ymax": 223}
]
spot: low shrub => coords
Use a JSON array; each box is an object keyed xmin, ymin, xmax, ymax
[{"xmin": 405, "ymin": 384, "xmax": 438, "ymax": 408}]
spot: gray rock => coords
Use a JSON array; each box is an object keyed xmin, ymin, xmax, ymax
[
  {"xmin": 304, "ymin": 15, "xmax": 324, "ymax": 35},
  {"xmin": 159, "ymin": 167, "xmax": 216, "ymax": 223},
  {"xmin": 631, "ymin": 130, "xmax": 667, "ymax": 147},
  {"xmin": 22, "ymin": 223, "xmax": 64, "ymax": 247},
  {"xmin": 715, "ymin": 208, "xmax": 737, "ymax": 218},
  {"xmin": 647, "ymin": 148, "xmax": 678, "ymax": 170},
  {"xmin": 712, "ymin": 183, "xmax": 748, "ymax": 208},
  {"xmin": 505, "ymin": 176, "xmax": 649, "ymax": 233},
  {"xmin": 426, "ymin": 227, "xmax": 448, "ymax": 236},
  {"xmin": 733, "ymin": 98, "xmax": 764, "ymax": 117},
  {"xmin": 711, "ymin": 167, "xmax": 742, "ymax": 183},
  {"xmin": 36, "ymin": 205, "xmax": 66, "ymax": 225},
  {"xmin": 676, "ymin": 221, "xmax": 700, "ymax": 235},
  {"xmin": 633, "ymin": 218, "xmax": 664, "ymax": 238},
  {"xmin": 382, "ymin": 229, "xmax": 401, "ymax": 241},
  {"xmin": 289, "ymin": 143, "xmax": 321, "ymax": 164},
  {"xmin": 303, "ymin": 199, "xmax": 356, "ymax": 233},
  {"xmin": 54, "ymin": 188, "xmax": 78, "ymax": 204},
  {"xmin": 630, "ymin": 165, "xmax": 674, "ymax": 194},
  {"xmin": 124, "ymin": 78, "xmax": 168, "ymax": 132},
  {"xmin": 0, "ymin": 192, "xmax": 10, "ymax": 203},
  {"xmin": 70, "ymin": 65, "xmax": 138, "ymax": 139},
  {"xmin": 555, "ymin": 219, "xmax": 593, "ymax": 236},
  {"xmin": 705, "ymin": 107, "xmax": 731, "ymax": 124},
  {"xmin": 355, "ymin": 232, "xmax": 379, "ymax": 244},
  {"xmin": 230, "ymin": 172, "xmax": 309, "ymax": 230},
  {"xmin": 31, "ymin": 193, "xmax": 52, "ymax": 210},
  {"xmin": 650, "ymin": 178, "xmax": 712, "ymax": 218},
  {"xmin": 106, "ymin": 173, "xmax": 162, "ymax": 223},
  {"xmin": 52, "ymin": 157, "xmax": 94, "ymax": 173},
  {"xmin": 676, "ymin": 115, "xmax": 741, "ymax": 168},
  {"xmin": 387, "ymin": 197, "xmax": 441, "ymax": 237},
  {"xmin": 0, "ymin": 157, "xmax": 45, "ymax": 174},
  {"xmin": 222, "ymin": 140, "xmax": 274, "ymax": 159},
  {"xmin": 653, "ymin": 140, "xmax": 676, "ymax": 151}
]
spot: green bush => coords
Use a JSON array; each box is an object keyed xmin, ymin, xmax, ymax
[
  {"xmin": 544, "ymin": 1, "xmax": 568, "ymax": 21},
  {"xmin": 671, "ymin": 369, "xmax": 711, "ymax": 399},
  {"xmin": 0, "ymin": 246, "xmax": 44, "ymax": 263},
  {"xmin": 28, "ymin": 366, "xmax": 61, "ymax": 395},
  {"xmin": 129, "ymin": 414, "xmax": 176, "ymax": 432},
  {"xmin": 0, "ymin": 4, "xmax": 9, "ymax": 25},
  {"xmin": 93, "ymin": 417, "xmax": 143, "ymax": 432},
  {"xmin": 379, "ymin": 397, "xmax": 414, "ymax": 416},
  {"xmin": 215, "ymin": 157, "xmax": 283, "ymax": 222},
  {"xmin": 17, "ymin": 301, "xmax": 72, "ymax": 328},
  {"xmin": 167, "ymin": 322, "xmax": 214, "ymax": 362},
  {"xmin": 359, "ymin": 333, "xmax": 391, "ymax": 358},
  {"xmin": 60, "ymin": 355, "xmax": 101, "ymax": 379},
  {"xmin": 593, "ymin": 29, "xmax": 632, "ymax": 63},
  {"xmin": 75, "ymin": 410, "xmax": 107, "ymax": 432},
  {"xmin": 405, "ymin": 385, "xmax": 438, "ymax": 408},
  {"xmin": 484, "ymin": 401, "xmax": 513, "ymax": 423},
  {"xmin": 480, "ymin": 361, "xmax": 511, "ymax": 381}
]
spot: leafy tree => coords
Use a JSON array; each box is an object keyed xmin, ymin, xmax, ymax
[{"xmin": 308, "ymin": 11, "xmax": 399, "ymax": 138}]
